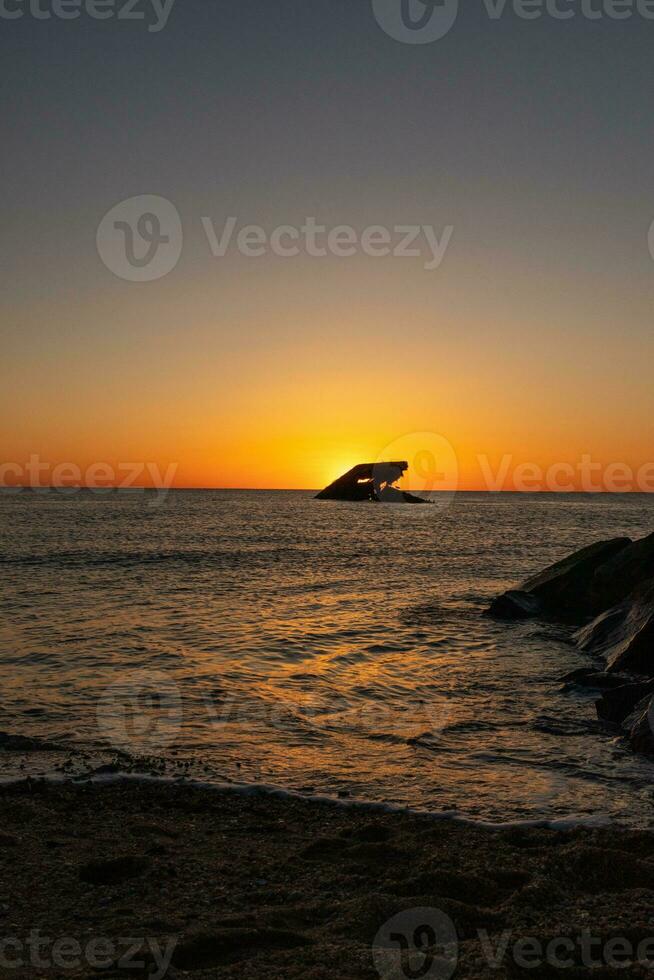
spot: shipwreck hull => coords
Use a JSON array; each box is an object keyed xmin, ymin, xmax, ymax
[{"xmin": 315, "ymin": 462, "xmax": 430, "ymax": 504}]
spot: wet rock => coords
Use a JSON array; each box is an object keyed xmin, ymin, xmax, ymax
[
  {"xmin": 624, "ymin": 695, "xmax": 654, "ymax": 756},
  {"xmin": 574, "ymin": 604, "xmax": 632, "ymax": 655},
  {"xmin": 485, "ymin": 590, "xmax": 541, "ymax": 621},
  {"xmin": 590, "ymin": 531, "xmax": 654, "ymax": 611},
  {"xmin": 486, "ymin": 533, "xmax": 654, "ymax": 759},
  {"xmin": 574, "ymin": 580, "xmax": 654, "ymax": 675},
  {"xmin": 595, "ymin": 680, "xmax": 654, "ymax": 725},
  {"xmin": 560, "ymin": 667, "xmax": 598, "ymax": 684},
  {"xmin": 560, "ymin": 668, "xmax": 632, "ymax": 690},
  {"xmin": 485, "ymin": 537, "xmax": 631, "ymax": 621},
  {"xmin": 519, "ymin": 537, "xmax": 631, "ymax": 617}
]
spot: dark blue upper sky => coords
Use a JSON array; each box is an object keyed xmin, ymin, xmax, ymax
[{"xmin": 5, "ymin": 0, "xmax": 654, "ymax": 262}]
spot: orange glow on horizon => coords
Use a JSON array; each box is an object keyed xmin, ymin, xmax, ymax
[{"xmin": 3, "ymin": 273, "xmax": 654, "ymax": 494}]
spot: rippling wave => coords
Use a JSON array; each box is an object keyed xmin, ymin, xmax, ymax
[{"xmin": 1, "ymin": 489, "xmax": 654, "ymax": 824}]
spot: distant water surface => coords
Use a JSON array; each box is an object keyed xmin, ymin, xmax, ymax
[{"xmin": 2, "ymin": 490, "xmax": 654, "ymax": 824}]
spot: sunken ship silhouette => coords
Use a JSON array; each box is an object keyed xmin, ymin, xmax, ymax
[{"xmin": 315, "ymin": 461, "xmax": 430, "ymax": 504}]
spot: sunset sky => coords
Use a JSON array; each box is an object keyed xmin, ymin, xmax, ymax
[{"xmin": 3, "ymin": 2, "xmax": 654, "ymax": 490}]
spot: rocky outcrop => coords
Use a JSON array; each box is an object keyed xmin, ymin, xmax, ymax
[
  {"xmin": 521, "ymin": 538, "xmax": 631, "ymax": 615},
  {"xmin": 315, "ymin": 462, "xmax": 430, "ymax": 504},
  {"xmin": 590, "ymin": 532, "xmax": 654, "ymax": 611},
  {"xmin": 486, "ymin": 590, "xmax": 542, "ymax": 620},
  {"xmin": 595, "ymin": 680, "xmax": 654, "ymax": 726},
  {"xmin": 487, "ymin": 537, "xmax": 631, "ymax": 621},
  {"xmin": 576, "ymin": 578, "xmax": 654, "ymax": 756},
  {"xmin": 560, "ymin": 669, "xmax": 633, "ymax": 691},
  {"xmin": 574, "ymin": 580, "xmax": 654, "ymax": 675},
  {"xmin": 487, "ymin": 531, "xmax": 654, "ymax": 757},
  {"xmin": 624, "ymin": 696, "xmax": 654, "ymax": 756}
]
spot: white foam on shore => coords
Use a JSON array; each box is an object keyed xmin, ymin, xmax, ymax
[{"xmin": 0, "ymin": 769, "xmax": 614, "ymax": 831}]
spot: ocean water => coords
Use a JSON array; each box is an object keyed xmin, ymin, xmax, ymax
[{"xmin": 2, "ymin": 489, "xmax": 654, "ymax": 825}]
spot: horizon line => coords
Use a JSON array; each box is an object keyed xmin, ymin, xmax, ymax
[{"xmin": 3, "ymin": 487, "xmax": 654, "ymax": 495}]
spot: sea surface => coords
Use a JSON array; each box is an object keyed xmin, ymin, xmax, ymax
[{"xmin": 2, "ymin": 489, "xmax": 654, "ymax": 825}]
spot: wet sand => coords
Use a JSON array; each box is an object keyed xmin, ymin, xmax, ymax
[{"xmin": 2, "ymin": 779, "xmax": 654, "ymax": 978}]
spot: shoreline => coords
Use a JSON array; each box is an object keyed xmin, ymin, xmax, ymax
[
  {"xmin": 0, "ymin": 769, "xmax": 616, "ymax": 834},
  {"xmin": 3, "ymin": 778, "xmax": 654, "ymax": 978}
]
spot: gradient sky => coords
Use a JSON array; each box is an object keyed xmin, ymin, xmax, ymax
[{"xmin": 3, "ymin": 1, "xmax": 654, "ymax": 489}]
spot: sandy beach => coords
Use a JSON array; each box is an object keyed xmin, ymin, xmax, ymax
[{"xmin": 2, "ymin": 778, "xmax": 654, "ymax": 978}]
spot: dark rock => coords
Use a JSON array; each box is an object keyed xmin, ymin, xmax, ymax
[
  {"xmin": 485, "ymin": 537, "xmax": 631, "ymax": 621},
  {"xmin": 486, "ymin": 532, "xmax": 654, "ymax": 758},
  {"xmin": 560, "ymin": 667, "xmax": 597, "ymax": 684},
  {"xmin": 486, "ymin": 533, "xmax": 654, "ymax": 623},
  {"xmin": 519, "ymin": 537, "xmax": 631, "ymax": 616},
  {"xmin": 485, "ymin": 590, "xmax": 541, "ymax": 621},
  {"xmin": 574, "ymin": 579, "xmax": 654, "ymax": 675},
  {"xmin": 624, "ymin": 695, "xmax": 654, "ymax": 756},
  {"xmin": 574, "ymin": 603, "xmax": 633, "ymax": 657},
  {"xmin": 315, "ymin": 462, "xmax": 430, "ymax": 504},
  {"xmin": 560, "ymin": 669, "xmax": 632, "ymax": 690},
  {"xmin": 596, "ymin": 680, "xmax": 654, "ymax": 725},
  {"xmin": 590, "ymin": 531, "xmax": 654, "ymax": 610}
]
